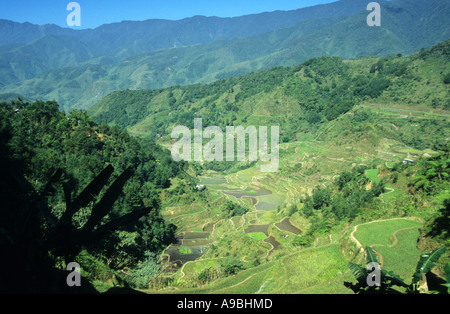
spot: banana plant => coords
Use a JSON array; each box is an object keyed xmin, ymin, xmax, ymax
[
  {"xmin": 43, "ymin": 165, "xmax": 151, "ymax": 262},
  {"xmin": 344, "ymin": 246, "xmax": 408, "ymax": 294},
  {"xmin": 344, "ymin": 246, "xmax": 448, "ymax": 294},
  {"xmin": 411, "ymin": 247, "xmax": 447, "ymax": 293}
]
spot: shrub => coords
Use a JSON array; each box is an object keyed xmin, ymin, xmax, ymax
[
  {"xmin": 292, "ymin": 234, "xmax": 314, "ymax": 247},
  {"xmin": 221, "ymin": 200, "xmax": 249, "ymax": 217},
  {"xmin": 444, "ymin": 73, "xmax": 450, "ymax": 84},
  {"xmin": 128, "ymin": 252, "xmax": 160, "ymax": 289},
  {"xmin": 221, "ymin": 257, "xmax": 246, "ymax": 276}
]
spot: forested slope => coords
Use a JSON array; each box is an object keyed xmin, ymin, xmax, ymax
[
  {"xmin": 89, "ymin": 39, "xmax": 450, "ymax": 150},
  {"xmin": 0, "ymin": 99, "xmax": 186, "ymax": 292}
]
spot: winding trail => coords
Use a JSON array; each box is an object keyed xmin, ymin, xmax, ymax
[
  {"xmin": 349, "ymin": 217, "xmax": 422, "ymax": 267},
  {"xmin": 388, "ymin": 227, "xmax": 419, "ymax": 248},
  {"xmin": 349, "ymin": 217, "xmax": 417, "ymax": 253}
]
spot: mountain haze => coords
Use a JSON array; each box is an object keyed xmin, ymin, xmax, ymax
[
  {"xmin": 0, "ymin": 0, "xmax": 449, "ymax": 110},
  {"xmin": 88, "ymin": 39, "xmax": 450, "ymax": 146},
  {"xmin": 1, "ymin": 0, "xmax": 449, "ymax": 295},
  {"xmin": 0, "ymin": 0, "xmax": 368, "ymax": 71}
]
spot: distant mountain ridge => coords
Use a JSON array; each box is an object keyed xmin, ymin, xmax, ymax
[
  {"xmin": 0, "ymin": 0, "xmax": 368, "ymax": 57},
  {"xmin": 0, "ymin": 0, "xmax": 369, "ymax": 97},
  {"xmin": 0, "ymin": 0, "xmax": 449, "ymax": 110}
]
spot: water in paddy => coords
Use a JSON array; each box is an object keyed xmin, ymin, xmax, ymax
[
  {"xmin": 244, "ymin": 223, "xmax": 272, "ymax": 236},
  {"xmin": 161, "ymin": 246, "xmax": 208, "ymax": 272},
  {"xmin": 264, "ymin": 236, "xmax": 280, "ymax": 256},
  {"xmin": 222, "ymin": 188, "xmax": 271, "ymax": 198},
  {"xmin": 243, "ymin": 222, "xmax": 280, "ymax": 255},
  {"xmin": 161, "ymin": 230, "xmax": 212, "ymax": 272},
  {"xmin": 222, "ymin": 187, "xmax": 272, "ymax": 209},
  {"xmin": 275, "ymin": 217, "xmax": 302, "ymax": 234}
]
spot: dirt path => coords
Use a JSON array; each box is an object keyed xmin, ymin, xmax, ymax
[
  {"xmin": 349, "ymin": 217, "xmax": 416, "ymax": 253},
  {"xmin": 388, "ymin": 227, "xmax": 418, "ymax": 248},
  {"xmin": 349, "ymin": 217, "xmax": 421, "ymax": 268}
]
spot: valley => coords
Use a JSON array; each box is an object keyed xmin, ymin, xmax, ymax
[
  {"xmin": 0, "ymin": 0, "xmax": 449, "ymax": 295},
  {"xmin": 137, "ymin": 102, "xmax": 446, "ymax": 293}
]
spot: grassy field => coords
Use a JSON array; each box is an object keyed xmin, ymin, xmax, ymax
[
  {"xmin": 365, "ymin": 168, "xmax": 404, "ymax": 201},
  {"xmin": 262, "ymin": 245, "xmax": 349, "ymax": 294},
  {"xmin": 155, "ymin": 244, "xmax": 349, "ymax": 294},
  {"xmin": 247, "ymin": 232, "xmax": 267, "ymax": 240},
  {"xmin": 365, "ymin": 168, "xmax": 381, "ymax": 184},
  {"xmin": 353, "ymin": 218, "xmax": 423, "ymax": 284}
]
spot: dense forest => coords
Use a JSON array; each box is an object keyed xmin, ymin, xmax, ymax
[{"xmin": 0, "ymin": 99, "xmax": 186, "ymax": 292}]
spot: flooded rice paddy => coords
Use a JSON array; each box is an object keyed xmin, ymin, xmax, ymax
[
  {"xmin": 275, "ymin": 217, "xmax": 302, "ymax": 234},
  {"xmin": 162, "ymin": 176, "xmax": 296, "ymax": 272},
  {"xmin": 162, "ymin": 230, "xmax": 213, "ymax": 272}
]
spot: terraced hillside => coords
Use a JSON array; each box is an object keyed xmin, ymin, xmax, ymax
[
  {"xmin": 351, "ymin": 218, "xmax": 424, "ymax": 282},
  {"xmin": 140, "ymin": 122, "xmax": 446, "ymax": 293},
  {"xmin": 98, "ymin": 63, "xmax": 448, "ymax": 292},
  {"xmin": 3, "ymin": 41, "xmax": 447, "ymax": 294}
]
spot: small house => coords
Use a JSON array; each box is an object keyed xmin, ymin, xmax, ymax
[
  {"xmin": 403, "ymin": 158, "xmax": 414, "ymax": 164},
  {"xmin": 194, "ymin": 185, "xmax": 205, "ymax": 191}
]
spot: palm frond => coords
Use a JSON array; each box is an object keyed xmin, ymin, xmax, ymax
[
  {"xmin": 412, "ymin": 247, "xmax": 447, "ymax": 284},
  {"xmin": 349, "ymin": 262, "xmax": 367, "ymax": 283},
  {"xmin": 365, "ymin": 246, "xmax": 379, "ymax": 264}
]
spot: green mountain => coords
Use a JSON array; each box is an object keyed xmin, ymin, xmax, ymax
[
  {"xmin": 0, "ymin": 0, "xmax": 368, "ymax": 82},
  {"xmin": 0, "ymin": 35, "xmax": 94, "ymax": 83},
  {"xmin": 1, "ymin": 0, "xmax": 449, "ymax": 111},
  {"xmin": 88, "ymin": 40, "xmax": 450, "ymax": 151},
  {"xmin": 1, "ymin": 39, "xmax": 449, "ymax": 295},
  {"xmin": 0, "ymin": 0, "xmax": 366, "ymax": 48}
]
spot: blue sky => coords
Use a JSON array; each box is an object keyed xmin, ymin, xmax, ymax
[{"xmin": 0, "ymin": 0, "xmax": 337, "ymax": 29}]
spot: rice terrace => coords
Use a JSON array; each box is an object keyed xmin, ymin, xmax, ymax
[
  {"xmin": 0, "ymin": 0, "xmax": 449, "ymax": 296},
  {"xmin": 144, "ymin": 102, "xmax": 449, "ymax": 294},
  {"xmin": 145, "ymin": 139, "xmax": 448, "ymax": 294},
  {"xmin": 144, "ymin": 91, "xmax": 450, "ymax": 294}
]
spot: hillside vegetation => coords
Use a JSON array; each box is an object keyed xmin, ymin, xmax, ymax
[
  {"xmin": 89, "ymin": 39, "xmax": 450, "ymax": 149},
  {"xmin": 1, "ymin": 0, "xmax": 449, "ymax": 110},
  {"xmin": 0, "ymin": 35, "xmax": 449, "ymax": 294},
  {"xmin": 0, "ymin": 99, "xmax": 185, "ymax": 292},
  {"xmin": 85, "ymin": 41, "xmax": 449, "ymax": 293}
]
